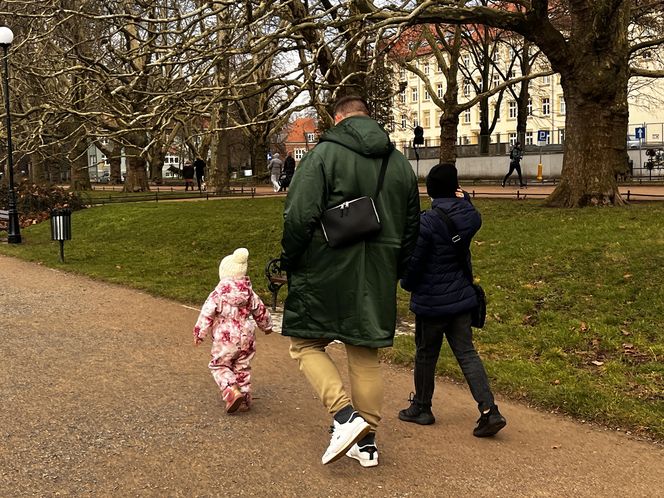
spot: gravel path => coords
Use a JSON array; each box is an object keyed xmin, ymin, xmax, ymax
[{"xmin": 1, "ymin": 254, "xmax": 662, "ymax": 497}]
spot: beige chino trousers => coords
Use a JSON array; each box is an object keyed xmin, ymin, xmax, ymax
[{"xmin": 289, "ymin": 337, "xmax": 383, "ymax": 430}]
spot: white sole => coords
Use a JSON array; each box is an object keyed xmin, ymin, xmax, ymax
[
  {"xmin": 321, "ymin": 421, "xmax": 371, "ymax": 465},
  {"xmin": 346, "ymin": 450, "xmax": 378, "ymax": 468}
]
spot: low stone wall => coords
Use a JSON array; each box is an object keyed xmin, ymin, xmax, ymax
[{"xmin": 410, "ymin": 149, "xmax": 652, "ymax": 181}]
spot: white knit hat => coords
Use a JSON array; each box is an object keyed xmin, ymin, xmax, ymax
[{"xmin": 218, "ymin": 248, "xmax": 249, "ymax": 279}]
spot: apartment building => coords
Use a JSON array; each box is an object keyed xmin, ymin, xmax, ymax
[{"xmin": 389, "ymin": 48, "xmax": 664, "ymax": 149}]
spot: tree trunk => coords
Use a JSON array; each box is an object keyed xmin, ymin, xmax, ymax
[
  {"xmin": 545, "ymin": 2, "xmax": 630, "ymax": 207},
  {"xmin": 123, "ymin": 133, "xmax": 150, "ymax": 192},
  {"xmin": 546, "ymin": 82, "xmax": 627, "ymax": 207},
  {"xmin": 108, "ymin": 154, "xmax": 122, "ymax": 185},
  {"xmin": 69, "ymin": 140, "xmax": 91, "ymax": 191},
  {"xmin": 439, "ymin": 112, "xmax": 460, "ymax": 163}
]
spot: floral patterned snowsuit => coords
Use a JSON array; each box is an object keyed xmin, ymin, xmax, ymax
[{"xmin": 194, "ymin": 277, "xmax": 272, "ymax": 401}]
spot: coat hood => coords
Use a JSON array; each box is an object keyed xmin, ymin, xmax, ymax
[
  {"xmin": 320, "ymin": 115, "xmax": 393, "ymax": 158},
  {"xmin": 216, "ymin": 276, "xmax": 253, "ymax": 308}
]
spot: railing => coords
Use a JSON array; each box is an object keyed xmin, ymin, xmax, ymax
[{"xmin": 85, "ymin": 186, "xmax": 257, "ymax": 206}]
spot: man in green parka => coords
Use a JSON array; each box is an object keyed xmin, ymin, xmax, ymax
[{"xmin": 281, "ymin": 96, "xmax": 420, "ymax": 467}]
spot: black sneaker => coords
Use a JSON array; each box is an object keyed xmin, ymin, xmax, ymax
[
  {"xmin": 473, "ymin": 405, "xmax": 506, "ymax": 437},
  {"xmin": 398, "ymin": 393, "xmax": 435, "ymax": 425}
]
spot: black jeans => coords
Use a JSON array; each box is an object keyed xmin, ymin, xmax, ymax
[
  {"xmin": 413, "ymin": 313, "xmax": 495, "ymax": 412},
  {"xmin": 503, "ymin": 161, "xmax": 524, "ymax": 186}
]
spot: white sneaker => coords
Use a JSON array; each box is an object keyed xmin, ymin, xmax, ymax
[
  {"xmin": 321, "ymin": 412, "xmax": 371, "ymax": 465},
  {"xmin": 346, "ymin": 442, "xmax": 379, "ymax": 468}
]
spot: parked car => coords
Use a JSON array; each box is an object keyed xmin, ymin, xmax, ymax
[
  {"xmin": 627, "ymin": 135, "xmax": 640, "ymax": 149},
  {"xmin": 98, "ymin": 172, "xmax": 111, "ymax": 183}
]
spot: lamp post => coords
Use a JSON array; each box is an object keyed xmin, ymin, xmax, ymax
[{"xmin": 0, "ymin": 26, "xmax": 20, "ymax": 243}]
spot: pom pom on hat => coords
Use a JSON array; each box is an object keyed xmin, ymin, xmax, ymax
[
  {"xmin": 219, "ymin": 248, "xmax": 249, "ymax": 279},
  {"xmin": 426, "ymin": 163, "xmax": 459, "ymax": 199}
]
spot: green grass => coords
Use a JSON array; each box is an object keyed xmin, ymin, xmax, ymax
[{"xmin": 1, "ymin": 197, "xmax": 662, "ymax": 439}]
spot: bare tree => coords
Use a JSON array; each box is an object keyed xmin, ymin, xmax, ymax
[{"xmin": 356, "ymin": 0, "xmax": 664, "ymax": 207}]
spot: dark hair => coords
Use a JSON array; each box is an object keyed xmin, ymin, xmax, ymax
[{"xmin": 334, "ymin": 95, "xmax": 369, "ymax": 117}]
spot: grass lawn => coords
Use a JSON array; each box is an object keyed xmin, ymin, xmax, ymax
[{"xmin": 1, "ymin": 196, "xmax": 662, "ymax": 440}]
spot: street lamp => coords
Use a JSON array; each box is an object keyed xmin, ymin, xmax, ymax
[{"xmin": 0, "ymin": 26, "xmax": 20, "ymax": 243}]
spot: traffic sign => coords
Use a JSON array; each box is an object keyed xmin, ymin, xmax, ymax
[
  {"xmin": 635, "ymin": 127, "xmax": 646, "ymax": 140},
  {"xmin": 537, "ymin": 130, "xmax": 549, "ymax": 142},
  {"xmin": 537, "ymin": 130, "xmax": 549, "ymax": 146}
]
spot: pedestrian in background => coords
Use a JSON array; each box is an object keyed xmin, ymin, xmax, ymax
[
  {"xmin": 194, "ymin": 157, "xmax": 206, "ymax": 191},
  {"xmin": 183, "ymin": 160, "xmax": 195, "ymax": 191},
  {"xmin": 279, "ymin": 152, "xmax": 296, "ymax": 192},
  {"xmin": 268, "ymin": 153, "xmax": 284, "ymax": 192},
  {"xmin": 399, "ymin": 163, "xmax": 507, "ymax": 437},
  {"xmin": 281, "ymin": 95, "xmax": 420, "ymax": 468},
  {"xmin": 502, "ymin": 141, "xmax": 525, "ymax": 188},
  {"xmin": 193, "ymin": 248, "xmax": 273, "ymax": 413}
]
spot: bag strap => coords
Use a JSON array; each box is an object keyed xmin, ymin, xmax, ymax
[
  {"xmin": 433, "ymin": 206, "xmax": 474, "ymax": 284},
  {"xmin": 374, "ymin": 147, "xmax": 393, "ymax": 198}
]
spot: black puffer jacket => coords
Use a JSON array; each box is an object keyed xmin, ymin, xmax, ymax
[{"xmin": 400, "ymin": 196, "xmax": 481, "ymax": 317}]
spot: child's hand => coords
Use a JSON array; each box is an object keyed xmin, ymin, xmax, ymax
[
  {"xmin": 455, "ymin": 188, "xmax": 465, "ymax": 198},
  {"xmin": 194, "ymin": 335, "xmax": 204, "ymax": 346},
  {"xmin": 264, "ymin": 328, "xmax": 273, "ymax": 335}
]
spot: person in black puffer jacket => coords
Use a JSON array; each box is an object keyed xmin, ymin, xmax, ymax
[{"xmin": 399, "ymin": 163, "xmax": 507, "ymax": 438}]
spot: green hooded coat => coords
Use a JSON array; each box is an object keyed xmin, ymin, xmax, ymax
[{"xmin": 280, "ymin": 116, "xmax": 420, "ymax": 348}]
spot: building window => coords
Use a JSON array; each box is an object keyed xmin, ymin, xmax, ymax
[
  {"xmin": 294, "ymin": 149, "xmax": 306, "ymax": 160},
  {"xmin": 437, "ymin": 83, "xmax": 444, "ymax": 98},
  {"xmin": 508, "ymin": 132, "xmax": 517, "ymax": 145},
  {"xmin": 424, "ymin": 89, "xmax": 430, "ymax": 101},
  {"xmin": 399, "ymin": 90, "xmax": 406, "ymax": 103},
  {"xmin": 508, "ymin": 101, "xmax": 517, "ymax": 118},
  {"xmin": 559, "ymin": 96, "xmax": 566, "ymax": 115},
  {"xmin": 542, "ymin": 74, "xmax": 551, "ymax": 84},
  {"xmin": 401, "ymin": 114, "xmax": 407, "ymax": 130},
  {"xmin": 424, "ymin": 62, "xmax": 430, "ymax": 75},
  {"xmin": 462, "ymin": 55, "xmax": 470, "ymax": 67},
  {"xmin": 492, "ymin": 74, "xmax": 500, "ymax": 89},
  {"xmin": 525, "ymin": 131, "xmax": 534, "ymax": 145},
  {"xmin": 411, "ymin": 86, "xmax": 418, "ymax": 102},
  {"xmin": 463, "ymin": 108, "xmax": 471, "ymax": 124},
  {"xmin": 423, "ymin": 111, "xmax": 431, "ymax": 128},
  {"xmin": 542, "ymin": 98, "xmax": 550, "ymax": 116},
  {"xmin": 527, "ymin": 98, "xmax": 533, "ymax": 115},
  {"xmin": 412, "ymin": 116, "xmax": 419, "ymax": 128},
  {"xmin": 399, "ymin": 68, "xmax": 406, "ymax": 80},
  {"xmin": 558, "ymin": 128, "xmax": 565, "ymax": 144},
  {"xmin": 463, "ymin": 79, "xmax": 471, "ymax": 97},
  {"xmin": 305, "ymin": 132, "xmax": 316, "ymax": 142}
]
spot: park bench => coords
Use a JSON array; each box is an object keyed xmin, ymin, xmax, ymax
[
  {"xmin": 0, "ymin": 209, "xmax": 8, "ymax": 228},
  {"xmin": 265, "ymin": 257, "xmax": 287, "ymax": 311}
]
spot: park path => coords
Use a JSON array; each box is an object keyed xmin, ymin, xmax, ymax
[{"xmin": 1, "ymin": 254, "xmax": 662, "ymax": 497}]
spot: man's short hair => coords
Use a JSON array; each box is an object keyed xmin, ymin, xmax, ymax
[{"xmin": 334, "ymin": 95, "xmax": 369, "ymax": 118}]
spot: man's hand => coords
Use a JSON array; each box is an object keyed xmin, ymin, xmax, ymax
[{"xmin": 194, "ymin": 335, "xmax": 204, "ymax": 346}]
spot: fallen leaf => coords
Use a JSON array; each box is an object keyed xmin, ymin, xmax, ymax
[
  {"xmin": 552, "ymin": 445, "xmax": 561, "ymax": 449},
  {"xmin": 580, "ymin": 322, "xmax": 589, "ymax": 332},
  {"xmin": 622, "ymin": 343, "xmax": 634, "ymax": 349},
  {"xmin": 553, "ymin": 379, "xmax": 561, "ymax": 385},
  {"xmin": 474, "ymin": 240, "xmax": 485, "ymax": 246},
  {"xmin": 115, "ymin": 265, "xmax": 122, "ymax": 269},
  {"xmin": 591, "ymin": 360, "xmax": 604, "ymax": 366},
  {"xmin": 621, "ymin": 329, "xmax": 631, "ymax": 336},
  {"xmin": 623, "ymin": 273, "xmax": 632, "ymax": 279}
]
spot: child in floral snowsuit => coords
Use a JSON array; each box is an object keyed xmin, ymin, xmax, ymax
[{"xmin": 194, "ymin": 248, "xmax": 273, "ymax": 413}]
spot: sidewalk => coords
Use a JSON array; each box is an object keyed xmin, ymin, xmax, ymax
[{"xmin": 1, "ymin": 254, "xmax": 662, "ymax": 497}]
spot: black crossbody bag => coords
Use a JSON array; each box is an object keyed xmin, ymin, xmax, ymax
[
  {"xmin": 433, "ymin": 207, "xmax": 487, "ymax": 328},
  {"xmin": 319, "ymin": 145, "xmax": 394, "ymax": 249}
]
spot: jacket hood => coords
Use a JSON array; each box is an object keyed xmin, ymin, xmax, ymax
[
  {"xmin": 216, "ymin": 276, "xmax": 253, "ymax": 308},
  {"xmin": 320, "ymin": 116, "xmax": 392, "ymax": 158}
]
